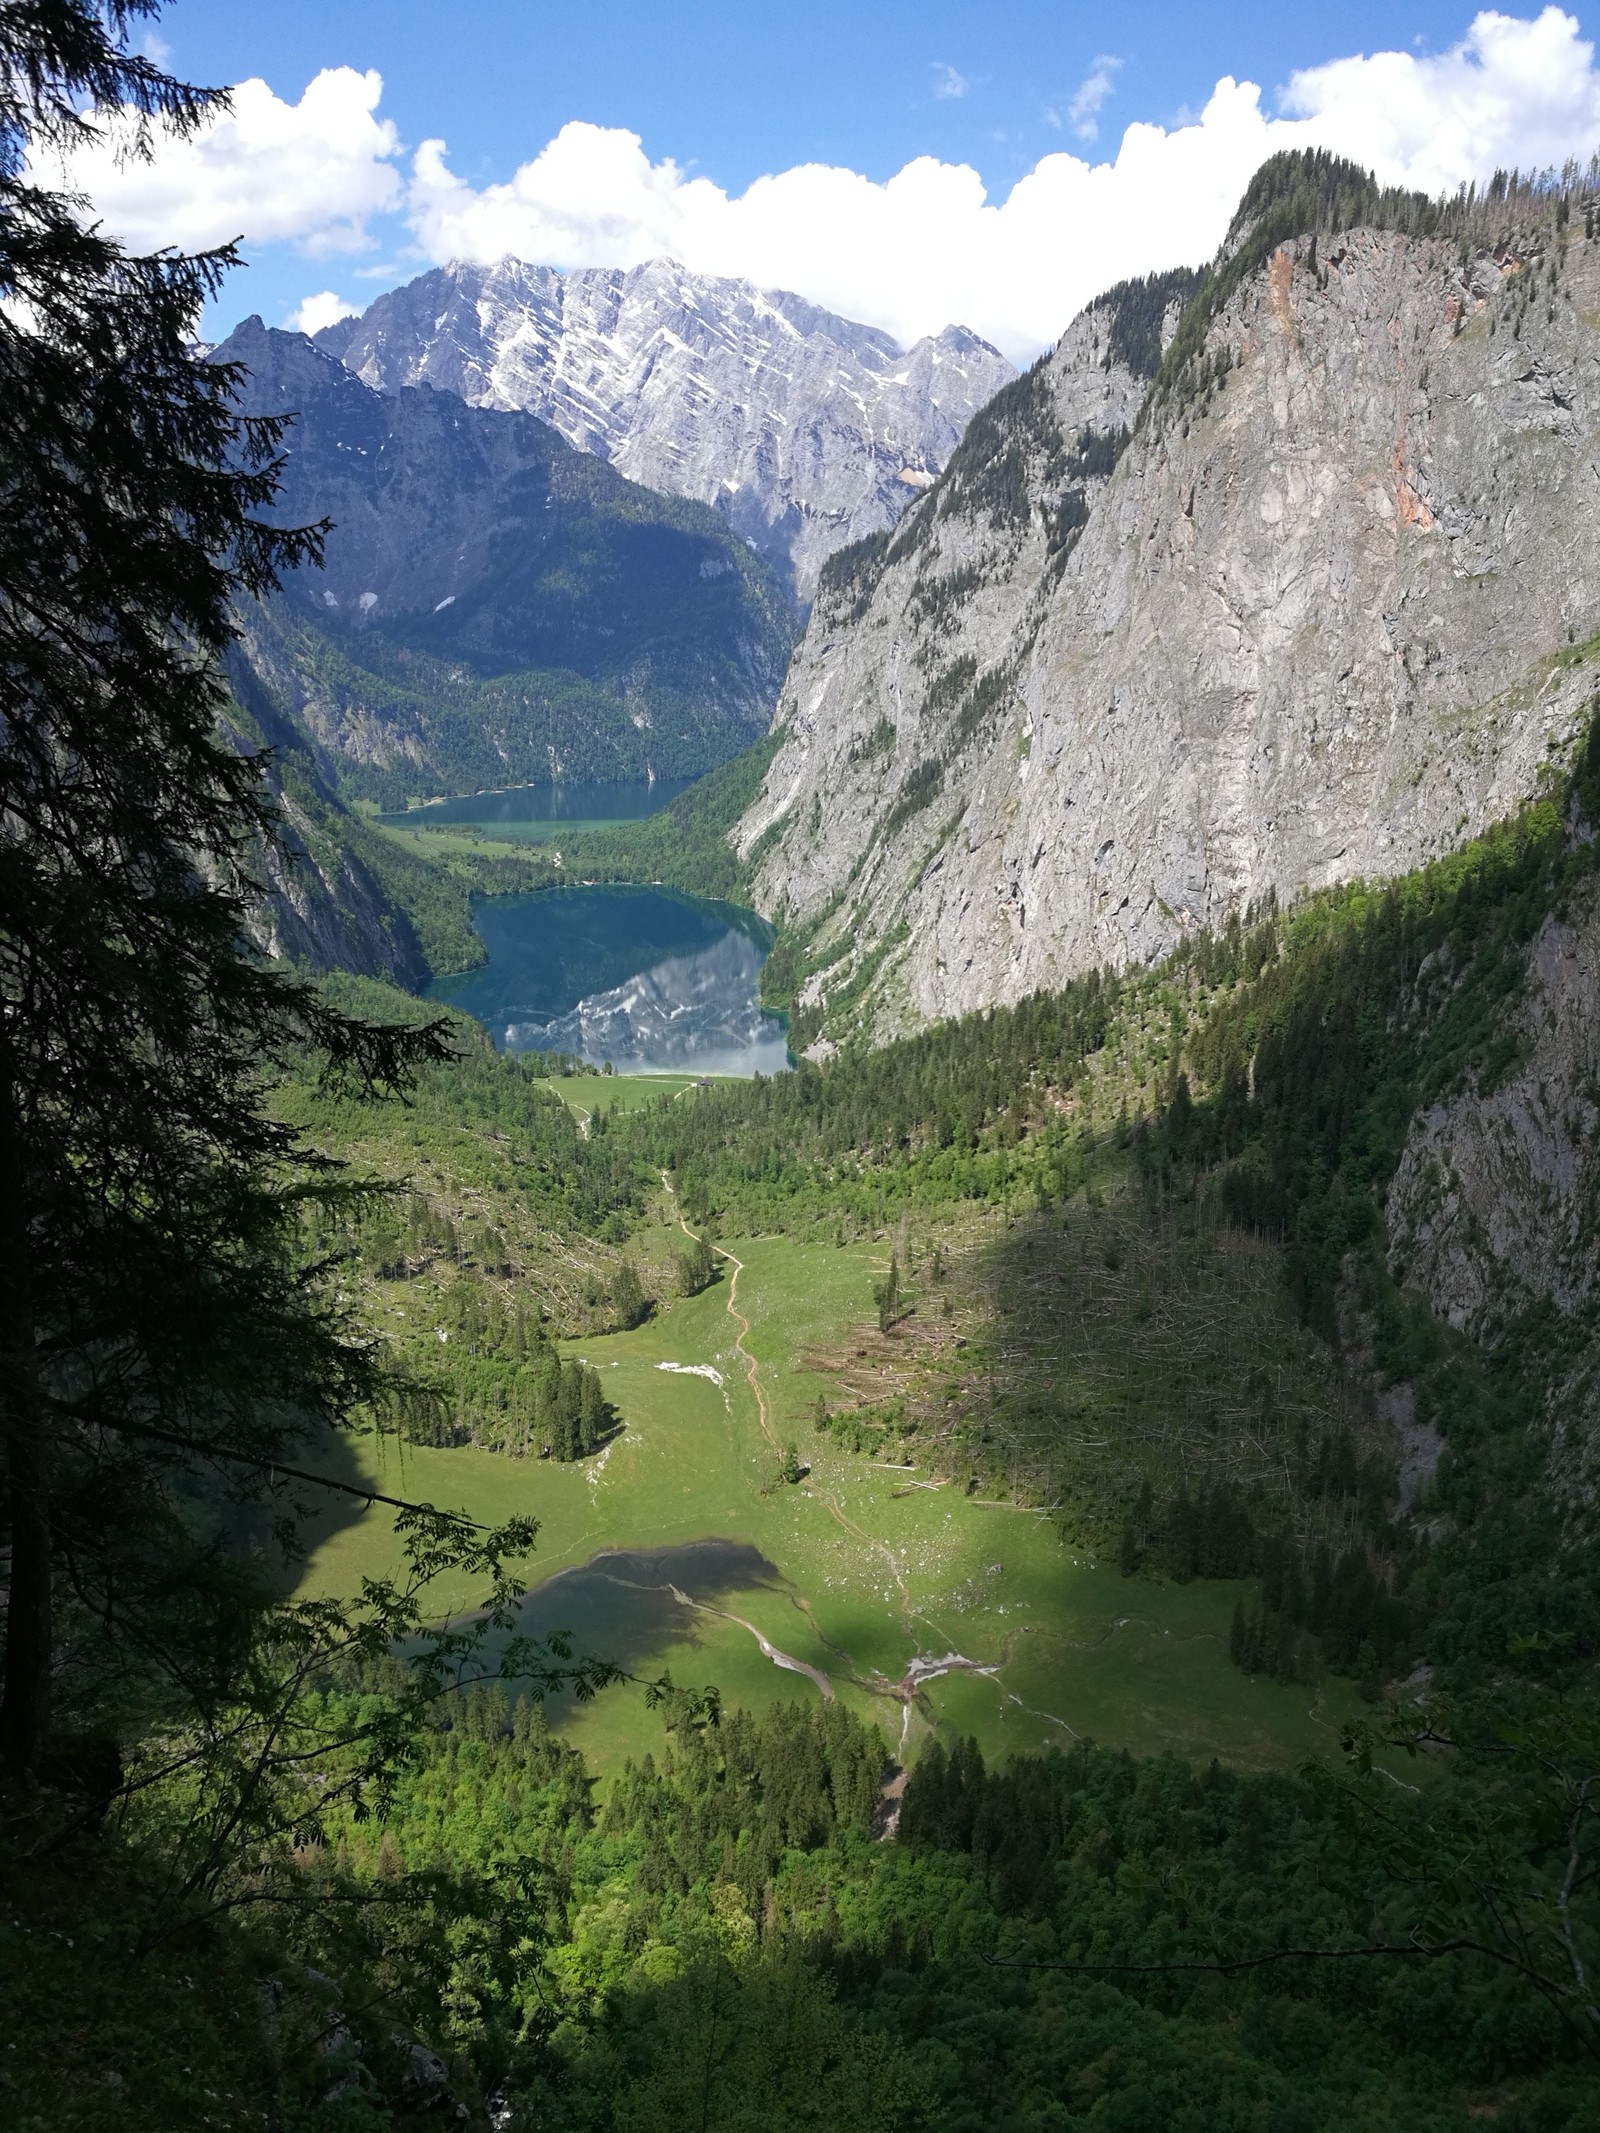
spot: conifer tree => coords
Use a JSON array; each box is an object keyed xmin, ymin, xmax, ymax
[
  {"xmin": 610, "ymin": 1259, "xmax": 651, "ymax": 1330},
  {"xmin": 874, "ymin": 1252, "xmax": 901, "ymax": 1333},
  {"xmin": 0, "ymin": 5, "xmax": 447, "ymax": 1768},
  {"xmin": 674, "ymin": 1229, "xmax": 717, "ymax": 1296}
]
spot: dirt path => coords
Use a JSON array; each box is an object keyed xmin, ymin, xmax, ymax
[
  {"xmin": 656, "ymin": 1175, "xmax": 1021, "ymax": 1732},
  {"xmin": 663, "ymin": 1172, "xmax": 913, "ymax": 1623},
  {"xmin": 662, "ymin": 1171, "xmax": 781, "ymax": 1456},
  {"xmin": 718, "ymin": 1249, "xmax": 780, "ymax": 1455}
]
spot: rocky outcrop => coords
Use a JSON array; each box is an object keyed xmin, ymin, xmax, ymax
[
  {"xmin": 1388, "ymin": 876, "xmax": 1600, "ymax": 1333},
  {"xmin": 315, "ymin": 257, "xmax": 1015, "ymax": 601},
  {"xmin": 1387, "ymin": 870, "xmax": 1600, "ymax": 1509},
  {"xmin": 740, "ymin": 209, "xmax": 1600, "ymax": 1047},
  {"xmin": 223, "ymin": 666, "xmax": 430, "ymax": 986},
  {"xmin": 245, "ymin": 777, "xmax": 428, "ymax": 986}
]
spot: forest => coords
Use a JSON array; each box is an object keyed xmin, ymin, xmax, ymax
[{"xmin": 1, "ymin": 10, "xmax": 1597, "ymax": 2131}]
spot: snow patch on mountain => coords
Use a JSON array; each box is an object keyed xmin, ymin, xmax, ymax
[{"xmin": 316, "ymin": 256, "xmax": 1015, "ymax": 600}]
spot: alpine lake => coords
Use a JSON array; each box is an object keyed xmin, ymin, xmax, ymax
[
  {"xmin": 428, "ymin": 884, "xmax": 790, "ymax": 1079},
  {"xmin": 387, "ymin": 776, "xmax": 791, "ymax": 1076},
  {"xmin": 306, "ymin": 781, "xmax": 1370, "ymax": 1781}
]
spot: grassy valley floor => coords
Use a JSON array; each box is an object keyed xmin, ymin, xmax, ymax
[{"xmin": 302, "ymin": 1222, "xmax": 1370, "ymax": 1782}]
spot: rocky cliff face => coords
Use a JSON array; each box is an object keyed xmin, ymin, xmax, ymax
[
  {"xmin": 1389, "ymin": 873, "xmax": 1600, "ymax": 1334},
  {"xmin": 741, "ymin": 213, "xmax": 1600, "ymax": 1049},
  {"xmin": 215, "ymin": 317, "xmax": 794, "ymax": 808},
  {"xmin": 1387, "ymin": 867, "xmax": 1600, "ymax": 1510},
  {"xmin": 244, "ymin": 776, "xmax": 427, "ymax": 984},
  {"xmin": 315, "ymin": 257, "xmax": 1015, "ymax": 602},
  {"xmin": 223, "ymin": 661, "xmax": 430, "ymax": 987}
]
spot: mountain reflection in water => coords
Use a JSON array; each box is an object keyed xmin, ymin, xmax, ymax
[
  {"xmin": 426, "ymin": 885, "xmax": 791, "ymax": 1077},
  {"xmin": 508, "ymin": 928, "xmax": 790, "ymax": 1076}
]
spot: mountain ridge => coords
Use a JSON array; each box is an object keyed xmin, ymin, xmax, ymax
[
  {"xmin": 215, "ymin": 317, "xmax": 794, "ymax": 813},
  {"xmin": 313, "ymin": 255, "xmax": 1015, "ymax": 600},
  {"xmin": 737, "ymin": 166, "xmax": 1600, "ymax": 1051}
]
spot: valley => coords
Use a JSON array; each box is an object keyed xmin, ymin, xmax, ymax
[
  {"xmin": 241, "ymin": 742, "xmax": 1600, "ymax": 2124},
  {"xmin": 6, "ymin": 17, "xmax": 1599, "ymax": 2117},
  {"xmin": 302, "ymin": 1211, "xmax": 1367, "ymax": 1781}
]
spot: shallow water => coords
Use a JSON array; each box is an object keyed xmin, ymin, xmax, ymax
[
  {"xmin": 379, "ymin": 774, "xmax": 696, "ymax": 828},
  {"xmin": 427, "ymin": 883, "xmax": 791, "ymax": 1076}
]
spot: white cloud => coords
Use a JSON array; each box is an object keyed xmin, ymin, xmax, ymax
[
  {"xmin": 403, "ymin": 9, "xmax": 1600, "ymax": 361},
  {"xmin": 48, "ymin": 66, "xmax": 402, "ymax": 255},
  {"xmin": 1067, "ymin": 56, "xmax": 1122, "ymax": 141},
  {"xmin": 404, "ymin": 97, "xmax": 1287, "ymax": 357},
  {"xmin": 931, "ymin": 63, "xmax": 969, "ymax": 101},
  {"xmin": 1282, "ymin": 4, "xmax": 1600, "ymax": 190},
  {"xmin": 286, "ymin": 289, "xmax": 360, "ymax": 336},
  {"xmin": 47, "ymin": 11, "xmax": 1600, "ymax": 363}
]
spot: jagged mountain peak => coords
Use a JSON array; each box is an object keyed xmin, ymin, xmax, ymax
[{"xmin": 313, "ymin": 256, "xmax": 1015, "ymax": 600}]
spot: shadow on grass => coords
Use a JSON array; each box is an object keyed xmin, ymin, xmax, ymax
[
  {"xmin": 506, "ymin": 1537, "xmax": 783, "ymax": 1716},
  {"xmin": 246, "ymin": 1421, "xmax": 435, "ymax": 1598}
]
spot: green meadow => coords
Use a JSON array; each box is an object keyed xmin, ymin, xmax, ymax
[
  {"xmin": 304, "ymin": 1228, "xmax": 1368, "ymax": 1779},
  {"xmin": 554, "ymin": 1071, "xmax": 722, "ymax": 1119},
  {"xmin": 373, "ymin": 818, "xmax": 623, "ymax": 855}
]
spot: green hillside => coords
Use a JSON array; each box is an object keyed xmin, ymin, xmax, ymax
[
  {"xmin": 5, "ymin": 42, "xmax": 1597, "ymax": 2130},
  {"xmin": 15, "ymin": 746, "xmax": 1599, "ymax": 2126}
]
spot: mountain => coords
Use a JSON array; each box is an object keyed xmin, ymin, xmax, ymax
[
  {"xmin": 313, "ymin": 257, "xmax": 1015, "ymax": 601},
  {"xmin": 215, "ymin": 318, "xmax": 795, "ymax": 812},
  {"xmin": 738, "ymin": 158, "xmax": 1600, "ymax": 1050},
  {"xmin": 222, "ymin": 652, "xmax": 433, "ymax": 985}
]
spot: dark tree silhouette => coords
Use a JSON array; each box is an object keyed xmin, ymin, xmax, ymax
[{"xmin": 0, "ymin": 4, "xmax": 447, "ymax": 1769}]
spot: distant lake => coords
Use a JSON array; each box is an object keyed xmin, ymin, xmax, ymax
[
  {"xmin": 379, "ymin": 775, "xmax": 696, "ymax": 829},
  {"xmin": 428, "ymin": 884, "xmax": 792, "ymax": 1077}
]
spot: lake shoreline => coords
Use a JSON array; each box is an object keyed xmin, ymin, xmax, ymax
[{"xmin": 426, "ymin": 881, "xmax": 792, "ymax": 1078}]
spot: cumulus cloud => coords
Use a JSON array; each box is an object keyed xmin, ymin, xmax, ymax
[
  {"xmin": 46, "ymin": 11, "xmax": 1600, "ymax": 360},
  {"xmin": 48, "ymin": 66, "xmax": 402, "ymax": 254},
  {"xmin": 402, "ymin": 87, "xmax": 1253, "ymax": 361},
  {"xmin": 1282, "ymin": 4, "xmax": 1600, "ymax": 188},
  {"xmin": 286, "ymin": 289, "xmax": 360, "ymax": 335},
  {"xmin": 401, "ymin": 9, "xmax": 1600, "ymax": 358},
  {"xmin": 1066, "ymin": 56, "xmax": 1122, "ymax": 141},
  {"xmin": 931, "ymin": 64, "xmax": 969, "ymax": 101}
]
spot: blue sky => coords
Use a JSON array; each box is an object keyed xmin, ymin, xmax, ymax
[
  {"xmin": 66, "ymin": 3, "xmax": 1600, "ymax": 356},
  {"xmin": 158, "ymin": 1, "xmax": 1482, "ymax": 194}
]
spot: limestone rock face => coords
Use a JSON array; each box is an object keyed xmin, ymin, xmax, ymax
[
  {"xmin": 1387, "ymin": 871, "xmax": 1600, "ymax": 1507},
  {"xmin": 741, "ymin": 230, "xmax": 1600, "ymax": 1043},
  {"xmin": 244, "ymin": 779, "xmax": 428, "ymax": 987},
  {"xmin": 221, "ymin": 684, "xmax": 429, "ymax": 988},
  {"xmin": 1389, "ymin": 879, "xmax": 1600, "ymax": 1333},
  {"xmin": 316, "ymin": 257, "xmax": 1015, "ymax": 601}
]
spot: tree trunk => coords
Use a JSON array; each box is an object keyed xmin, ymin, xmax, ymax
[{"xmin": 0, "ymin": 1065, "xmax": 50, "ymax": 1771}]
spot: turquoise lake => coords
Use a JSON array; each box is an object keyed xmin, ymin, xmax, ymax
[{"xmin": 427, "ymin": 884, "xmax": 792, "ymax": 1077}]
